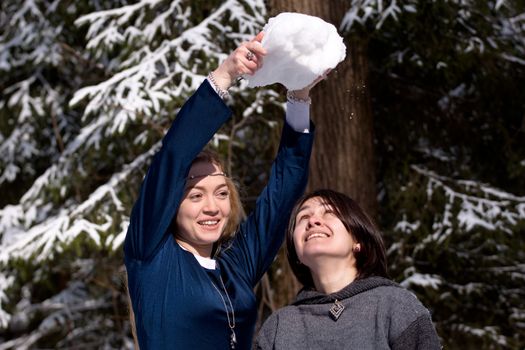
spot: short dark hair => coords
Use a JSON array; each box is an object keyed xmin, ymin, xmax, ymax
[{"xmin": 286, "ymin": 189, "xmax": 388, "ymax": 289}]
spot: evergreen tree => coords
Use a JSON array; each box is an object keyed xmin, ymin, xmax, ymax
[
  {"xmin": 264, "ymin": 1, "xmax": 525, "ymax": 347},
  {"xmin": 358, "ymin": 1, "xmax": 525, "ymax": 347},
  {"xmin": 1, "ymin": 0, "xmax": 524, "ymax": 348},
  {"xmin": 0, "ymin": 0, "xmax": 280, "ymax": 347}
]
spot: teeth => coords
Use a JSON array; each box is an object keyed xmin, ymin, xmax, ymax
[
  {"xmin": 305, "ymin": 232, "xmax": 328, "ymax": 241},
  {"xmin": 199, "ymin": 220, "xmax": 219, "ymax": 226}
]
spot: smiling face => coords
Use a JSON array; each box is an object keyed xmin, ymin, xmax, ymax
[
  {"xmin": 293, "ymin": 196, "xmax": 360, "ymax": 268},
  {"xmin": 287, "ymin": 189, "xmax": 388, "ymax": 289},
  {"xmin": 175, "ymin": 161, "xmax": 232, "ymax": 257}
]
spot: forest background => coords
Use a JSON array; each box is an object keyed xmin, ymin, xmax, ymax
[{"xmin": 1, "ymin": 0, "xmax": 524, "ymax": 349}]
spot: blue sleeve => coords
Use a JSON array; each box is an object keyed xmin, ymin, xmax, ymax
[
  {"xmin": 124, "ymin": 80, "xmax": 232, "ymax": 262},
  {"xmin": 221, "ymin": 122, "xmax": 315, "ymax": 286}
]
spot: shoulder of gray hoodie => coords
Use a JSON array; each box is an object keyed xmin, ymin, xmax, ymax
[{"xmin": 256, "ymin": 276, "xmax": 442, "ymax": 350}]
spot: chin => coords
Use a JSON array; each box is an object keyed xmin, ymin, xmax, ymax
[
  {"xmin": 197, "ymin": 228, "xmax": 224, "ymax": 242},
  {"xmin": 198, "ymin": 233, "xmax": 222, "ymax": 244},
  {"xmin": 302, "ymin": 247, "xmax": 337, "ymax": 259}
]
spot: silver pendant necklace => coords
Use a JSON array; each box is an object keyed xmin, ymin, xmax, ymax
[
  {"xmin": 329, "ymin": 299, "xmax": 345, "ymax": 321},
  {"xmin": 210, "ymin": 274, "xmax": 237, "ymax": 349}
]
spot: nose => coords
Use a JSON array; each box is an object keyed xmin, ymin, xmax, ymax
[
  {"xmin": 203, "ymin": 195, "xmax": 219, "ymax": 214},
  {"xmin": 306, "ymin": 214, "xmax": 322, "ymax": 228}
]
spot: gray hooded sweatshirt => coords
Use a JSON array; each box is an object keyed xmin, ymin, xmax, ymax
[{"xmin": 256, "ymin": 276, "xmax": 441, "ymax": 350}]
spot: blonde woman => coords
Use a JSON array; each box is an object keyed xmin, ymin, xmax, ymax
[{"xmin": 124, "ymin": 33, "xmax": 326, "ymax": 349}]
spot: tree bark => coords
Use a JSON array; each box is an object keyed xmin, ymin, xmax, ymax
[
  {"xmin": 261, "ymin": 0, "xmax": 378, "ymax": 312},
  {"xmin": 267, "ymin": 0, "xmax": 377, "ymax": 217}
]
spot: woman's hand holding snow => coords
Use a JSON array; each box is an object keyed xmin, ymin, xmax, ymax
[
  {"xmin": 212, "ymin": 32, "xmax": 267, "ymax": 91},
  {"xmin": 247, "ymin": 12, "xmax": 346, "ymax": 91},
  {"xmin": 289, "ymin": 68, "xmax": 331, "ymax": 100}
]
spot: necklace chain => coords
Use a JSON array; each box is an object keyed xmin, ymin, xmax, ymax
[{"xmin": 210, "ymin": 274, "xmax": 236, "ymax": 349}]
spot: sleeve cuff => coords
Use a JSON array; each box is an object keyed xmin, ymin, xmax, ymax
[{"xmin": 285, "ymin": 100, "xmax": 310, "ymax": 133}]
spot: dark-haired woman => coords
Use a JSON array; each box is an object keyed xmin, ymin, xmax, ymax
[
  {"xmin": 124, "ymin": 33, "xmax": 327, "ymax": 349},
  {"xmin": 256, "ymin": 189, "xmax": 441, "ymax": 350}
]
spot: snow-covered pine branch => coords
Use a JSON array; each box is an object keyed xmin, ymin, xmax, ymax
[
  {"xmin": 0, "ymin": 140, "xmax": 160, "ymax": 264},
  {"xmin": 0, "ymin": 0, "xmax": 62, "ymax": 70},
  {"xmin": 411, "ymin": 165, "xmax": 525, "ymax": 243},
  {"xmin": 340, "ymin": 0, "xmax": 411, "ymax": 31},
  {"xmin": 0, "ymin": 0, "xmax": 68, "ymax": 186},
  {"xmin": 0, "ymin": 281, "xmax": 112, "ymax": 350},
  {"xmin": 392, "ymin": 164, "xmax": 525, "ymax": 292},
  {"xmin": 389, "ymin": 165, "xmax": 525, "ymax": 346},
  {"xmin": 0, "ymin": 141, "xmax": 157, "ymax": 336},
  {"xmin": 0, "ymin": 273, "xmax": 14, "ymax": 329},
  {"xmin": 71, "ymin": 0, "xmax": 266, "ymax": 133},
  {"xmin": 0, "ymin": 2, "xmax": 267, "ymax": 341},
  {"xmin": 340, "ymin": 1, "xmax": 525, "ymax": 70}
]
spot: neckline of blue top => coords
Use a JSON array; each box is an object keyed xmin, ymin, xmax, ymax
[{"xmin": 177, "ymin": 242, "xmax": 217, "ymax": 269}]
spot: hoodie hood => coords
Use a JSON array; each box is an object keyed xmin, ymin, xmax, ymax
[{"xmin": 293, "ymin": 276, "xmax": 399, "ymax": 305}]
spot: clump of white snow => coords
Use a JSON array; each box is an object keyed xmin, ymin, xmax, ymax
[{"xmin": 247, "ymin": 12, "xmax": 346, "ymax": 90}]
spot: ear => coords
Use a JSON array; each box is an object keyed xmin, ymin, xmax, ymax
[{"xmin": 353, "ymin": 243, "xmax": 361, "ymax": 253}]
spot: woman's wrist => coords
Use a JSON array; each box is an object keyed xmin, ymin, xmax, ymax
[
  {"xmin": 208, "ymin": 71, "xmax": 230, "ymax": 99},
  {"xmin": 211, "ymin": 67, "xmax": 235, "ymax": 90},
  {"xmin": 287, "ymin": 90, "xmax": 311, "ymax": 104}
]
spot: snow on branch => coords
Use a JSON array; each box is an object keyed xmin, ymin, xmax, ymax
[
  {"xmin": 0, "ymin": 77, "xmax": 44, "ymax": 185},
  {"xmin": 4, "ymin": 115, "xmax": 110, "ymax": 214},
  {"xmin": 70, "ymin": 0, "xmax": 266, "ymax": 134},
  {"xmin": 0, "ymin": 144, "xmax": 141, "ymax": 325},
  {"xmin": 75, "ymin": 0, "xmax": 177, "ymax": 49},
  {"xmin": 340, "ymin": 0, "xmax": 408, "ymax": 31},
  {"xmin": 501, "ymin": 53, "xmax": 525, "ymax": 65},
  {"xmin": 0, "ymin": 273, "xmax": 14, "ymax": 329},
  {"xmin": 458, "ymin": 2, "xmax": 525, "ymax": 58},
  {"xmin": 412, "ymin": 165, "xmax": 525, "ymax": 244},
  {"xmin": 0, "ymin": 281, "xmax": 111, "ymax": 348},
  {"xmin": 0, "ymin": 0, "xmax": 62, "ymax": 70},
  {"xmin": 499, "ymin": 11, "xmax": 525, "ymax": 64},
  {"xmin": 400, "ymin": 268, "xmax": 443, "ymax": 290},
  {"xmin": 0, "ymin": 1, "xmax": 82, "ymax": 190},
  {"xmin": 0, "ymin": 142, "xmax": 159, "ymax": 264},
  {"xmin": 340, "ymin": 1, "xmax": 525, "ymax": 71},
  {"xmin": 451, "ymin": 324, "xmax": 508, "ymax": 347}
]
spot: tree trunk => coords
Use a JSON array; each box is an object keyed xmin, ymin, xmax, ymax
[
  {"xmin": 267, "ymin": 0, "xmax": 377, "ymax": 217},
  {"xmin": 261, "ymin": 0, "xmax": 377, "ymax": 311}
]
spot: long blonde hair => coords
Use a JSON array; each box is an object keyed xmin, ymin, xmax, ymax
[
  {"xmin": 124, "ymin": 271, "xmax": 139, "ymax": 349},
  {"xmin": 188, "ymin": 149, "xmax": 245, "ymax": 245},
  {"xmin": 127, "ymin": 149, "xmax": 244, "ymax": 348}
]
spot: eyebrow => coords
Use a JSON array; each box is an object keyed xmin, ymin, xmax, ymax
[
  {"xmin": 296, "ymin": 202, "xmax": 332, "ymax": 215},
  {"xmin": 296, "ymin": 205, "xmax": 311, "ymax": 215}
]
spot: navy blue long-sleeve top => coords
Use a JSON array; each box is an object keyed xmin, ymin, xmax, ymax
[{"xmin": 124, "ymin": 80, "xmax": 314, "ymax": 349}]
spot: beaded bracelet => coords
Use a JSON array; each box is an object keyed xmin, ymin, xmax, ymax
[
  {"xmin": 207, "ymin": 72, "xmax": 230, "ymax": 99},
  {"xmin": 286, "ymin": 90, "xmax": 311, "ymax": 104}
]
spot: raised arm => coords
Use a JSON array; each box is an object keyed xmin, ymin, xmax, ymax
[
  {"xmin": 124, "ymin": 82, "xmax": 230, "ymax": 261},
  {"xmin": 221, "ymin": 73, "xmax": 329, "ymax": 285},
  {"xmin": 124, "ymin": 35, "xmax": 267, "ymax": 262}
]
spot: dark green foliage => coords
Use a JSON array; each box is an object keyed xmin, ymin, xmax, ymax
[
  {"xmin": 1, "ymin": 0, "xmax": 524, "ymax": 348},
  {"xmin": 0, "ymin": 1, "xmax": 276, "ymax": 347},
  {"xmin": 368, "ymin": 2, "xmax": 525, "ymax": 347},
  {"xmin": 384, "ymin": 170, "xmax": 525, "ymax": 348}
]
